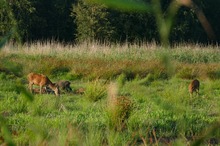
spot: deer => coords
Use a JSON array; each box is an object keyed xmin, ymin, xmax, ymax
[
  {"xmin": 74, "ymin": 87, "xmax": 85, "ymax": 95},
  {"xmin": 32, "ymin": 86, "xmax": 54, "ymax": 94},
  {"xmin": 27, "ymin": 72, "xmax": 60, "ymax": 96},
  {"xmin": 56, "ymin": 80, "xmax": 72, "ymax": 93},
  {"xmin": 188, "ymin": 79, "xmax": 200, "ymax": 97}
]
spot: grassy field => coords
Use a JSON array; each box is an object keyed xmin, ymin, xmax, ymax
[{"xmin": 1, "ymin": 42, "xmax": 220, "ymax": 145}]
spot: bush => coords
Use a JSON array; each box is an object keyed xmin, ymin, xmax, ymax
[{"xmin": 84, "ymin": 80, "xmax": 107, "ymax": 102}]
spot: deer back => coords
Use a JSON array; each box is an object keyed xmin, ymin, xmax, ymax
[
  {"xmin": 188, "ymin": 79, "xmax": 200, "ymax": 93},
  {"xmin": 28, "ymin": 73, "xmax": 52, "ymax": 86}
]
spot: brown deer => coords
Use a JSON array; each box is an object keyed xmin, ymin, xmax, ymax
[
  {"xmin": 56, "ymin": 80, "xmax": 72, "ymax": 92},
  {"xmin": 74, "ymin": 87, "xmax": 85, "ymax": 95},
  {"xmin": 27, "ymin": 72, "xmax": 60, "ymax": 96},
  {"xmin": 188, "ymin": 79, "xmax": 200, "ymax": 96}
]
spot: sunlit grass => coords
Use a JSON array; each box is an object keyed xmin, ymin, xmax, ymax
[
  {"xmin": 1, "ymin": 42, "xmax": 220, "ymax": 145},
  {"xmin": 2, "ymin": 42, "xmax": 220, "ymax": 62},
  {"xmin": 1, "ymin": 42, "xmax": 220, "ymax": 81}
]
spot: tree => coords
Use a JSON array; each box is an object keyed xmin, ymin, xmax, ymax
[
  {"xmin": 108, "ymin": 10, "xmax": 157, "ymax": 43},
  {"xmin": 29, "ymin": 0, "xmax": 76, "ymax": 42},
  {"xmin": 72, "ymin": 0, "xmax": 115, "ymax": 42},
  {"xmin": 0, "ymin": 0, "xmax": 20, "ymax": 42}
]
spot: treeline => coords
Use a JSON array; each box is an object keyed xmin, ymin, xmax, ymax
[{"xmin": 0, "ymin": 0, "xmax": 219, "ymax": 44}]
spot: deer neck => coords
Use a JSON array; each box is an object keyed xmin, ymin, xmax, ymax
[{"xmin": 48, "ymin": 83, "xmax": 56, "ymax": 90}]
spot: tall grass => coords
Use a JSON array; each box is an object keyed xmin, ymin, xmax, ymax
[
  {"xmin": 1, "ymin": 42, "xmax": 220, "ymax": 81},
  {"xmin": 2, "ymin": 41, "xmax": 220, "ymax": 62},
  {"xmin": 1, "ymin": 42, "xmax": 220, "ymax": 145}
]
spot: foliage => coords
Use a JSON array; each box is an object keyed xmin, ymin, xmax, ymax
[
  {"xmin": 1, "ymin": 67, "xmax": 220, "ymax": 145},
  {"xmin": 0, "ymin": 0, "xmax": 76, "ymax": 43},
  {"xmin": 29, "ymin": 0, "xmax": 76, "ymax": 42},
  {"xmin": 0, "ymin": 1, "xmax": 20, "ymax": 43},
  {"xmin": 1, "ymin": 0, "xmax": 220, "ymax": 44},
  {"xmin": 1, "ymin": 42, "xmax": 220, "ymax": 80},
  {"xmin": 1, "ymin": 43, "xmax": 220, "ymax": 145},
  {"xmin": 72, "ymin": 0, "xmax": 115, "ymax": 42}
]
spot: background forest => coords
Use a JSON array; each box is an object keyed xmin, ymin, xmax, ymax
[{"xmin": 1, "ymin": 0, "xmax": 220, "ymax": 44}]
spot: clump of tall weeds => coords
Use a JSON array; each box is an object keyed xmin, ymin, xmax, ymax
[
  {"xmin": 107, "ymin": 83, "xmax": 133, "ymax": 131},
  {"xmin": 116, "ymin": 73, "xmax": 127, "ymax": 88},
  {"xmin": 84, "ymin": 80, "xmax": 107, "ymax": 102}
]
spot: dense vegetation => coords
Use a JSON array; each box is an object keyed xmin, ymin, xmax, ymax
[
  {"xmin": 1, "ymin": 0, "xmax": 220, "ymax": 44},
  {"xmin": 1, "ymin": 0, "xmax": 220, "ymax": 145},
  {"xmin": 1, "ymin": 43, "xmax": 220, "ymax": 145}
]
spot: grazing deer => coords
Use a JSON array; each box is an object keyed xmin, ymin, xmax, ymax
[
  {"xmin": 188, "ymin": 79, "xmax": 200, "ymax": 97},
  {"xmin": 56, "ymin": 80, "xmax": 72, "ymax": 92},
  {"xmin": 27, "ymin": 73, "xmax": 60, "ymax": 96},
  {"xmin": 32, "ymin": 87, "xmax": 47, "ymax": 94},
  {"xmin": 32, "ymin": 86, "xmax": 54, "ymax": 94}
]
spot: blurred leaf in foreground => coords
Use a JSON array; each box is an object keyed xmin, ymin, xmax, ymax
[
  {"xmin": 192, "ymin": 122, "xmax": 220, "ymax": 146},
  {"xmin": 0, "ymin": 116, "xmax": 15, "ymax": 146},
  {"xmin": 16, "ymin": 84, "xmax": 34, "ymax": 102}
]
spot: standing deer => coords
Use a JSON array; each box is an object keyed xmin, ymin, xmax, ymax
[
  {"xmin": 188, "ymin": 79, "xmax": 200, "ymax": 97},
  {"xmin": 56, "ymin": 80, "xmax": 72, "ymax": 92},
  {"xmin": 27, "ymin": 73, "xmax": 60, "ymax": 96}
]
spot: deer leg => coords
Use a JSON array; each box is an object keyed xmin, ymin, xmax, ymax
[
  {"xmin": 29, "ymin": 83, "xmax": 33, "ymax": 93},
  {"xmin": 40, "ymin": 86, "xmax": 42, "ymax": 94},
  {"xmin": 68, "ymin": 87, "xmax": 72, "ymax": 92}
]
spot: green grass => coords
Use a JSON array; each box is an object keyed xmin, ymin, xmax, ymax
[{"xmin": 1, "ymin": 42, "xmax": 220, "ymax": 145}]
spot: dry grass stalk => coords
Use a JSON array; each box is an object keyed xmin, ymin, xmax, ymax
[{"xmin": 107, "ymin": 83, "xmax": 133, "ymax": 131}]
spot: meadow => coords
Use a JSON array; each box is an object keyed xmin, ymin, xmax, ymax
[{"xmin": 1, "ymin": 42, "xmax": 220, "ymax": 145}]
